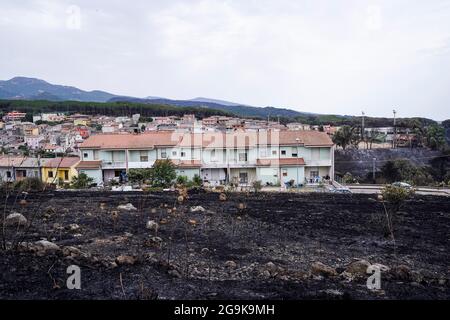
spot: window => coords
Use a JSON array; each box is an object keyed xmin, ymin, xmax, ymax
[
  {"xmin": 281, "ymin": 150, "xmax": 286, "ymax": 155},
  {"xmin": 6, "ymin": 171, "xmax": 11, "ymax": 178},
  {"xmin": 64, "ymin": 170, "xmax": 69, "ymax": 180},
  {"xmin": 172, "ymin": 151, "xmax": 177, "ymax": 156},
  {"xmin": 310, "ymin": 170, "xmax": 319, "ymax": 178},
  {"xmin": 239, "ymin": 172, "xmax": 248, "ymax": 183},
  {"xmin": 292, "ymin": 153, "xmax": 298, "ymax": 158},
  {"xmin": 140, "ymin": 151, "xmax": 148, "ymax": 162},
  {"xmin": 259, "ymin": 149, "xmax": 267, "ymax": 157},
  {"xmin": 48, "ymin": 171, "xmax": 54, "ymax": 178},
  {"xmin": 83, "ymin": 152, "xmax": 88, "ymax": 159},
  {"xmin": 282, "ymin": 169, "xmax": 288, "ymax": 177},
  {"xmin": 181, "ymin": 152, "xmax": 186, "ymax": 158},
  {"xmin": 272, "ymin": 150, "xmax": 277, "ymax": 155},
  {"xmin": 238, "ymin": 152, "xmax": 248, "ymax": 162},
  {"xmin": 161, "ymin": 150, "xmax": 167, "ymax": 158},
  {"xmin": 114, "ymin": 170, "xmax": 121, "ymax": 177}
]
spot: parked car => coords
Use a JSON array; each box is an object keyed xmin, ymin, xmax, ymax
[{"xmin": 392, "ymin": 182, "xmax": 412, "ymax": 190}]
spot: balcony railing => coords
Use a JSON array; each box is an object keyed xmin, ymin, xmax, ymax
[{"xmin": 102, "ymin": 161, "xmax": 126, "ymax": 169}]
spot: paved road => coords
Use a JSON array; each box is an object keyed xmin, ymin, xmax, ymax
[{"xmin": 347, "ymin": 184, "xmax": 450, "ymax": 196}]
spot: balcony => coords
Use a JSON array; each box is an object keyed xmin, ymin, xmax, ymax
[
  {"xmin": 102, "ymin": 161, "xmax": 126, "ymax": 169},
  {"xmin": 305, "ymin": 159, "xmax": 332, "ymax": 167},
  {"xmin": 128, "ymin": 161, "xmax": 155, "ymax": 169}
]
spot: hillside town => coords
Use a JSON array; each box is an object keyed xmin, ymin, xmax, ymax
[
  {"xmin": 0, "ymin": 110, "xmax": 336, "ymax": 188},
  {"xmin": 1, "ymin": 109, "xmax": 447, "ymax": 190}
]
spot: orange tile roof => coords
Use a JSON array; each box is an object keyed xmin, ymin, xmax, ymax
[
  {"xmin": 43, "ymin": 157, "xmax": 80, "ymax": 168},
  {"xmin": 79, "ymin": 130, "xmax": 333, "ymax": 149},
  {"xmin": 79, "ymin": 132, "xmax": 181, "ymax": 149}
]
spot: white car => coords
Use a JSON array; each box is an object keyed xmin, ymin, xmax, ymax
[{"xmin": 392, "ymin": 182, "xmax": 412, "ymax": 189}]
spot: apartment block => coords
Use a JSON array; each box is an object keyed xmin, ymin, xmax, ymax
[{"xmin": 78, "ymin": 130, "xmax": 334, "ymax": 186}]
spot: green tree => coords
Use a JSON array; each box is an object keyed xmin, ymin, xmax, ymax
[
  {"xmin": 332, "ymin": 125, "xmax": 358, "ymax": 150},
  {"xmin": 380, "ymin": 160, "xmax": 433, "ymax": 185},
  {"xmin": 149, "ymin": 159, "xmax": 176, "ymax": 188},
  {"xmin": 176, "ymin": 175, "xmax": 188, "ymax": 185},
  {"xmin": 192, "ymin": 174, "xmax": 202, "ymax": 187},
  {"xmin": 128, "ymin": 168, "xmax": 152, "ymax": 184},
  {"xmin": 71, "ymin": 173, "xmax": 94, "ymax": 189},
  {"xmin": 424, "ymin": 124, "xmax": 446, "ymax": 150}
]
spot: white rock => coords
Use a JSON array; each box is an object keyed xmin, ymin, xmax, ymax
[
  {"xmin": 117, "ymin": 203, "xmax": 137, "ymax": 211},
  {"xmin": 146, "ymin": 220, "xmax": 159, "ymax": 231},
  {"xmin": 190, "ymin": 206, "xmax": 206, "ymax": 213},
  {"xmin": 34, "ymin": 240, "xmax": 60, "ymax": 252},
  {"xmin": 225, "ymin": 260, "xmax": 237, "ymax": 268},
  {"xmin": 68, "ymin": 224, "xmax": 80, "ymax": 231},
  {"xmin": 5, "ymin": 212, "xmax": 27, "ymax": 227}
]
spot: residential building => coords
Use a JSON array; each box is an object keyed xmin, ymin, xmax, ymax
[
  {"xmin": 0, "ymin": 156, "xmax": 42, "ymax": 182},
  {"xmin": 41, "ymin": 157, "xmax": 80, "ymax": 185},
  {"xmin": 79, "ymin": 130, "xmax": 334, "ymax": 186},
  {"xmin": 24, "ymin": 135, "xmax": 45, "ymax": 149},
  {"xmin": 3, "ymin": 111, "xmax": 27, "ymax": 122}
]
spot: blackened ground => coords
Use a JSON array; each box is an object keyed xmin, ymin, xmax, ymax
[{"xmin": 0, "ymin": 191, "xmax": 449, "ymax": 300}]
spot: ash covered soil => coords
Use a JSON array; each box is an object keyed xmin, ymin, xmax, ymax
[{"xmin": 0, "ymin": 191, "xmax": 449, "ymax": 300}]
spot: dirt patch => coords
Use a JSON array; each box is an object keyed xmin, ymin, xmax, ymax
[{"xmin": 1, "ymin": 191, "xmax": 449, "ymax": 299}]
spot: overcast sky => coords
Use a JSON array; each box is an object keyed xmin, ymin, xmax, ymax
[{"xmin": 1, "ymin": 0, "xmax": 450, "ymax": 120}]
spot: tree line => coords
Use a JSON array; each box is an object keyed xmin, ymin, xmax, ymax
[{"xmin": 0, "ymin": 99, "xmax": 234, "ymax": 119}]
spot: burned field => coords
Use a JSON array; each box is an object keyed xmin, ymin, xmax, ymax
[{"xmin": 0, "ymin": 191, "xmax": 449, "ymax": 300}]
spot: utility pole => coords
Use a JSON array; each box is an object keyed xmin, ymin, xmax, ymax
[
  {"xmin": 361, "ymin": 111, "xmax": 365, "ymax": 148},
  {"xmin": 372, "ymin": 157, "xmax": 376, "ymax": 182},
  {"xmin": 393, "ymin": 109, "xmax": 397, "ymax": 149},
  {"xmin": 296, "ymin": 138, "xmax": 300, "ymax": 191}
]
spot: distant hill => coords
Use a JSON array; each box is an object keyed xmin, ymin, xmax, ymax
[
  {"xmin": 109, "ymin": 96, "xmax": 308, "ymax": 118},
  {"xmin": 0, "ymin": 77, "xmax": 117, "ymax": 102},
  {"xmin": 189, "ymin": 97, "xmax": 242, "ymax": 106}
]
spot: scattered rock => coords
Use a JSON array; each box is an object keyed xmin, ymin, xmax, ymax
[
  {"xmin": 345, "ymin": 259, "xmax": 371, "ymax": 277},
  {"xmin": 62, "ymin": 246, "xmax": 82, "ymax": 257},
  {"xmin": 311, "ymin": 262, "xmax": 337, "ymax": 277},
  {"xmin": 4, "ymin": 213, "xmax": 27, "ymax": 227},
  {"xmin": 188, "ymin": 219, "xmax": 197, "ymax": 226},
  {"xmin": 117, "ymin": 203, "xmax": 137, "ymax": 211},
  {"xmin": 390, "ymin": 265, "xmax": 412, "ymax": 281},
  {"xmin": 265, "ymin": 262, "xmax": 277, "ymax": 273},
  {"xmin": 177, "ymin": 195, "xmax": 184, "ymax": 203},
  {"xmin": 219, "ymin": 193, "xmax": 227, "ymax": 201},
  {"xmin": 53, "ymin": 223, "xmax": 64, "ymax": 230},
  {"xmin": 146, "ymin": 220, "xmax": 159, "ymax": 231},
  {"xmin": 34, "ymin": 240, "xmax": 60, "ymax": 252},
  {"xmin": 116, "ymin": 255, "xmax": 137, "ymax": 265},
  {"xmin": 67, "ymin": 224, "xmax": 80, "ymax": 231},
  {"xmin": 19, "ymin": 199, "xmax": 27, "ymax": 206},
  {"xmin": 322, "ymin": 289, "xmax": 344, "ymax": 297},
  {"xmin": 371, "ymin": 263, "xmax": 390, "ymax": 273},
  {"xmin": 225, "ymin": 260, "xmax": 237, "ymax": 269},
  {"xmin": 168, "ymin": 269, "xmax": 182, "ymax": 278},
  {"xmin": 190, "ymin": 206, "xmax": 206, "ymax": 213}
]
